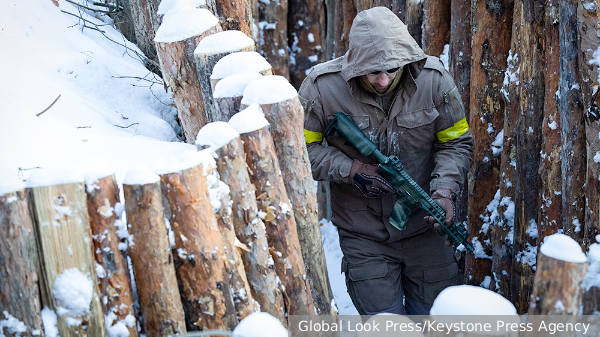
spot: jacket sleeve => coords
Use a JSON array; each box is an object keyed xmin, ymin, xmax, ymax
[
  {"xmin": 299, "ymin": 76, "xmax": 354, "ymax": 183},
  {"xmin": 430, "ymin": 70, "xmax": 474, "ymax": 196}
]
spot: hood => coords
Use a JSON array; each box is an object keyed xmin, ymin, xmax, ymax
[{"xmin": 341, "ymin": 7, "xmax": 427, "ymax": 82}]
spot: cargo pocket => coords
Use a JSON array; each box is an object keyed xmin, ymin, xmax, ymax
[
  {"xmin": 347, "ymin": 262, "xmax": 396, "ymax": 313},
  {"xmin": 394, "ymin": 108, "xmax": 438, "ymax": 156},
  {"xmin": 422, "ymin": 262, "xmax": 460, "ymax": 305}
]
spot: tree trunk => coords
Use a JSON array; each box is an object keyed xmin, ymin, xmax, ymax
[
  {"xmin": 85, "ymin": 174, "xmax": 138, "ymax": 337},
  {"xmin": 405, "ymin": 0, "xmax": 423, "ymax": 47},
  {"xmin": 325, "ymin": 0, "xmax": 335, "ymax": 60},
  {"xmin": 333, "ymin": 0, "xmax": 356, "ymax": 58},
  {"xmin": 127, "ymin": 0, "xmax": 162, "ymax": 72},
  {"xmin": 257, "ymin": 0, "xmax": 290, "ymax": 78},
  {"xmin": 528, "ymin": 253, "xmax": 587, "ymax": 314},
  {"xmin": 205, "ymin": 0, "xmax": 254, "ymax": 36},
  {"xmin": 155, "ymin": 21, "xmax": 221, "ymax": 143},
  {"xmin": 317, "ymin": 181, "xmax": 331, "ymax": 222},
  {"xmin": 123, "ymin": 180, "xmax": 186, "ymax": 337},
  {"xmin": 465, "ymin": 0, "xmax": 513, "ymax": 286},
  {"xmin": 0, "ymin": 189, "xmax": 43, "ymax": 337},
  {"xmin": 288, "ymin": 0, "xmax": 326, "ymax": 89},
  {"xmin": 212, "ymin": 136, "xmax": 287, "ymax": 325},
  {"xmin": 109, "ymin": 0, "xmax": 137, "ymax": 44},
  {"xmin": 28, "ymin": 181, "xmax": 105, "ymax": 337},
  {"xmin": 159, "ymin": 166, "xmax": 238, "ymax": 331},
  {"xmin": 422, "ymin": 0, "xmax": 451, "ymax": 56},
  {"xmin": 194, "ymin": 32, "xmax": 255, "ymax": 123},
  {"xmin": 237, "ymin": 125, "xmax": 316, "ymax": 318}
]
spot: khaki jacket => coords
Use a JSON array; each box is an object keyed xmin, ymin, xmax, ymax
[{"xmin": 299, "ymin": 7, "xmax": 474, "ymax": 242}]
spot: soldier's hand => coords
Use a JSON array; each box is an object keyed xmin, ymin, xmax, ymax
[
  {"xmin": 349, "ymin": 160, "xmax": 394, "ymax": 198},
  {"xmin": 424, "ymin": 189, "xmax": 455, "ymax": 246}
]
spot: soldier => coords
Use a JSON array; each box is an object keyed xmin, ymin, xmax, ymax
[{"xmin": 299, "ymin": 7, "xmax": 474, "ymax": 315}]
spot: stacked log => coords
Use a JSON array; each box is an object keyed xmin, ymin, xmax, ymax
[
  {"xmin": 123, "ymin": 165, "xmax": 186, "ymax": 336},
  {"xmin": 127, "ymin": 0, "xmax": 162, "ymax": 72},
  {"xmin": 27, "ymin": 168, "xmax": 105, "ymax": 337},
  {"xmin": 0, "ymin": 176, "xmax": 43, "ymax": 337},
  {"xmin": 154, "ymin": 9, "xmax": 222, "ymax": 143},
  {"xmin": 257, "ymin": 0, "xmax": 289, "ymax": 78},
  {"xmin": 210, "ymin": 51, "xmax": 273, "ymax": 93},
  {"xmin": 212, "ymin": 72, "xmax": 263, "ymax": 122},
  {"xmin": 204, "ymin": 0, "xmax": 253, "ymax": 36},
  {"xmin": 422, "ymin": 0, "xmax": 451, "ymax": 56},
  {"xmin": 405, "ymin": 0, "xmax": 423, "ymax": 47},
  {"xmin": 241, "ymin": 76, "xmax": 336, "ymax": 316},
  {"xmin": 194, "ymin": 30, "xmax": 255, "ymax": 123},
  {"xmin": 229, "ymin": 104, "xmax": 316, "ymax": 318}
]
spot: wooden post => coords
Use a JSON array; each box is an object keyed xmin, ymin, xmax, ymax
[
  {"xmin": 229, "ymin": 105, "xmax": 316, "ymax": 318},
  {"xmin": 122, "ymin": 166, "xmax": 186, "ymax": 337},
  {"xmin": 109, "ymin": 0, "xmax": 137, "ymax": 45},
  {"xmin": 27, "ymin": 170, "xmax": 105, "ymax": 337},
  {"xmin": 213, "ymin": 72, "xmax": 263, "ymax": 122},
  {"xmin": 241, "ymin": 76, "xmax": 336, "ymax": 316},
  {"xmin": 85, "ymin": 173, "xmax": 138, "ymax": 337},
  {"xmin": 0, "ymin": 181, "xmax": 43, "ymax": 337},
  {"xmin": 204, "ymin": 0, "xmax": 254, "ymax": 36},
  {"xmin": 257, "ymin": 0, "xmax": 290, "ymax": 79},
  {"xmin": 156, "ymin": 155, "xmax": 238, "ymax": 331},
  {"xmin": 196, "ymin": 123, "xmax": 287, "ymax": 325},
  {"xmin": 422, "ymin": 0, "xmax": 451, "ymax": 56},
  {"xmin": 210, "ymin": 51, "xmax": 273, "ymax": 94},
  {"xmin": 126, "ymin": 0, "xmax": 162, "ymax": 72},
  {"xmin": 316, "ymin": 181, "xmax": 331, "ymax": 222},
  {"xmin": 528, "ymin": 234, "xmax": 588, "ymax": 314},
  {"xmin": 405, "ymin": 0, "xmax": 424, "ymax": 48},
  {"xmin": 154, "ymin": 9, "xmax": 222, "ymax": 143},
  {"xmin": 194, "ymin": 30, "xmax": 255, "ymax": 123}
]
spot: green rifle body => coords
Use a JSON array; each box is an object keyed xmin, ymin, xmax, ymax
[{"xmin": 324, "ymin": 112, "xmax": 474, "ymax": 252}]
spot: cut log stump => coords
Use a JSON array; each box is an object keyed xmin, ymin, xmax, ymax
[
  {"xmin": 210, "ymin": 51, "xmax": 273, "ymax": 95},
  {"xmin": 123, "ymin": 166, "xmax": 186, "ymax": 337},
  {"xmin": 205, "ymin": 0, "xmax": 254, "ymax": 36},
  {"xmin": 213, "ymin": 72, "xmax": 263, "ymax": 122}
]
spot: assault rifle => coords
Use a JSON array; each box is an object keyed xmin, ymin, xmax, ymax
[{"xmin": 325, "ymin": 112, "xmax": 474, "ymax": 252}]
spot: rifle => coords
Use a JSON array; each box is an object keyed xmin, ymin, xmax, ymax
[{"xmin": 325, "ymin": 112, "xmax": 474, "ymax": 252}]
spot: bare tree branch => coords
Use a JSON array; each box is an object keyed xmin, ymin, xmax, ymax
[{"xmin": 37, "ymin": 95, "xmax": 62, "ymax": 117}]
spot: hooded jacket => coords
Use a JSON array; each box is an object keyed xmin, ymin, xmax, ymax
[{"xmin": 299, "ymin": 7, "xmax": 474, "ymax": 242}]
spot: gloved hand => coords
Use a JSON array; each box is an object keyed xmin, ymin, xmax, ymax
[
  {"xmin": 349, "ymin": 160, "xmax": 394, "ymax": 198},
  {"xmin": 424, "ymin": 189, "xmax": 455, "ymax": 243}
]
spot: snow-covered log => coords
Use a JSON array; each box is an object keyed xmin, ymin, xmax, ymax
[
  {"xmin": 122, "ymin": 166, "xmax": 186, "ymax": 337},
  {"xmin": 465, "ymin": 0, "xmax": 513, "ymax": 287},
  {"xmin": 127, "ymin": 0, "xmax": 162, "ymax": 70},
  {"xmin": 241, "ymin": 76, "xmax": 335, "ymax": 316},
  {"xmin": 84, "ymin": 170, "xmax": 138, "ymax": 337},
  {"xmin": 529, "ymin": 234, "xmax": 587, "ymax": 314},
  {"xmin": 229, "ymin": 105, "xmax": 316, "ymax": 318},
  {"xmin": 205, "ymin": 0, "xmax": 254, "ymax": 36},
  {"xmin": 213, "ymin": 72, "xmax": 263, "ymax": 122},
  {"xmin": 194, "ymin": 30, "xmax": 255, "ymax": 123},
  {"xmin": 422, "ymin": 0, "xmax": 451, "ymax": 56},
  {"xmin": 210, "ymin": 51, "xmax": 273, "ymax": 94},
  {"xmin": 257, "ymin": 0, "xmax": 289, "ymax": 79},
  {"xmin": 0, "ymin": 179, "xmax": 43, "ymax": 337},
  {"xmin": 26, "ymin": 169, "xmax": 105, "ymax": 337},
  {"xmin": 405, "ymin": 0, "xmax": 423, "ymax": 47},
  {"xmin": 154, "ymin": 9, "xmax": 222, "ymax": 143},
  {"xmin": 196, "ymin": 123, "xmax": 287, "ymax": 325},
  {"xmin": 155, "ymin": 153, "xmax": 238, "ymax": 331}
]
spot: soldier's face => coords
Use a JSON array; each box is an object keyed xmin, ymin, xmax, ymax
[{"xmin": 366, "ymin": 69, "xmax": 398, "ymax": 93}]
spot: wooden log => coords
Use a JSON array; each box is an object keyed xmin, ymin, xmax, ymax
[
  {"xmin": 194, "ymin": 30, "xmax": 255, "ymax": 123},
  {"xmin": 528, "ymin": 234, "xmax": 588, "ymax": 314},
  {"xmin": 422, "ymin": 0, "xmax": 451, "ymax": 56},
  {"xmin": 156, "ymin": 156, "xmax": 238, "ymax": 331},
  {"xmin": 332, "ymin": 0, "xmax": 356, "ymax": 58},
  {"xmin": 288, "ymin": 0, "xmax": 326, "ymax": 89},
  {"xmin": 154, "ymin": 9, "xmax": 222, "ymax": 143},
  {"xmin": 205, "ymin": 0, "xmax": 253, "ymax": 36},
  {"xmin": 122, "ymin": 166, "xmax": 186, "ymax": 337},
  {"xmin": 127, "ymin": 0, "xmax": 162, "ymax": 72},
  {"xmin": 210, "ymin": 51, "xmax": 273, "ymax": 94},
  {"xmin": 316, "ymin": 181, "xmax": 331, "ymax": 222},
  {"xmin": 109, "ymin": 0, "xmax": 137, "ymax": 45},
  {"xmin": 27, "ymin": 170, "xmax": 105, "ymax": 337},
  {"xmin": 196, "ymin": 124, "xmax": 287, "ymax": 325},
  {"xmin": 465, "ymin": 0, "xmax": 513, "ymax": 286},
  {"xmin": 405, "ymin": 0, "xmax": 423, "ymax": 48},
  {"xmin": 257, "ymin": 0, "xmax": 289, "ymax": 79},
  {"xmin": 229, "ymin": 105, "xmax": 316, "ymax": 318},
  {"xmin": 85, "ymin": 173, "xmax": 138, "ymax": 337},
  {"xmin": 212, "ymin": 72, "xmax": 263, "ymax": 122},
  {"xmin": 325, "ymin": 0, "xmax": 335, "ymax": 60},
  {"xmin": 241, "ymin": 76, "xmax": 335, "ymax": 316},
  {"xmin": 0, "ymin": 181, "xmax": 43, "ymax": 337}
]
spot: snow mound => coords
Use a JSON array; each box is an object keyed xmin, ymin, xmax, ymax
[
  {"xmin": 52, "ymin": 268, "xmax": 94, "ymax": 317},
  {"xmin": 195, "ymin": 30, "xmax": 255, "ymax": 55},
  {"xmin": 229, "ymin": 104, "xmax": 269, "ymax": 134},
  {"xmin": 211, "ymin": 52, "xmax": 272, "ymax": 80},
  {"xmin": 154, "ymin": 9, "xmax": 218, "ymax": 43},
  {"xmin": 26, "ymin": 167, "xmax": 84, "ymax": 188},
  {"xmin": 540, "ymin": 233, "xmax": 587, "ymax": 263},
  {"xmin": 152, "ymin": 149, "xmax": 215, "ymax": 175},
  {"xmin": 242, "ymin": 75, "xmax": 298, "ymax": 105},
  {"xmin": 431, "ymin": 285, "xmax": 517, "ymax": 315},
  {"xmin": 78, "ymin": 159, "xmax": 115, "ymax": 187},
  {"xmin": 213, "ymin": 72, "xmax": 263, "ymax": 98},
  {"xmin": 0, "ymin": 168, "xmax": 26, "ymax": 196},
  {"xmin": 233, "ymin": 312, "xmax": 287, "ymax": 337},
  {"xmin": 123, "ymin": 164, "xmax": 160, "ymax": 185},
  {"xmin": 158, "ymin": 0, "xmax": 206, "ymax": 16},
  {"xmin": 196, "ymin": 122, "xmax": 240, "ymax": 150}
]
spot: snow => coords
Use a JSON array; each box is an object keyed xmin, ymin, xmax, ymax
[
  {"xmin": 206, "ymin": 170, "xmax": 230, "ymax": 213},
  {"xmin": 233, "ymin": 312, "xmax": 287, "ymax": 337},
  {"xmin": 548, "ymin": 120, "xmax": 558, "ymax": 130},
  {"xmin": 194, "ymin": 30, "xmax": 255, "ymax": 55},
  {"xmin": 154, "ymin": 9, "xmax": 219, "ymax": 43},
  {"xmin": 590, "ymin": 46, "xmax": 600, "ymax": 95},
  {"xmin": 584, "ymin": 243, "xmax": 600, "ymax": 291},
  {"xmin": 26, "ymin": 167, "xmax": 84, "ymax": 188},
  {"xmin": 152, "ymin": 149, "xmax": 215, "ymax": 175},
  {"xmin": 594, "ymin": 151, "xmax": 600, "ymax": 163},
  {"xmin": 196, "ymin": 122, "xmax": 240, "ymax": 150},
  {"xmin": 241, "ymin": 76, "xmax": 298, "ymax": 105},
  {"xmin": 157, "ymin": 0, "xmax": 206, "ymax": 16},
  {"xmin": 52, "ymin": 268, "xmax": 94, "ymax": 318},
  {"xmin": 430, "ymin": 285, "xmax": 517, "ymax": 315},
  {"xmin": 439, "ymin": 44, "xmax": 450, "ymax": 71},
  {"xmin": 491, "ymin": 130, "xmax": 504, "ymax": 156},
  {"xmin": 0, "ymin": 311, "xmax": 27, "ymax": 336},
  {"xmin": 229, "ymin": 104, "xmax": 270, "ymax": 134},
  {"xmin": 79, "ymin": 159, "xmax": 115, "ymax": 188},
  {"xmin": 211, "ymin": 51, "xmax": 272, "ymax": 80},
  {"xmin": 0, "ymin": 168, "xmax": 26, "ymax": 196},
  {"xmin": 213, "ymin": 72, "xmax": 263, "ymax": 98},
  {"xmin": 540, "ymin": 233, "xmax": 587, "ymax": 263},
  {"xmin": 41, "ymin": 308, "xmax": 59, "ymax": 337},
  {"xmin": 123, "ymin": 164, "xmax": 160, "ymax": 185}
]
